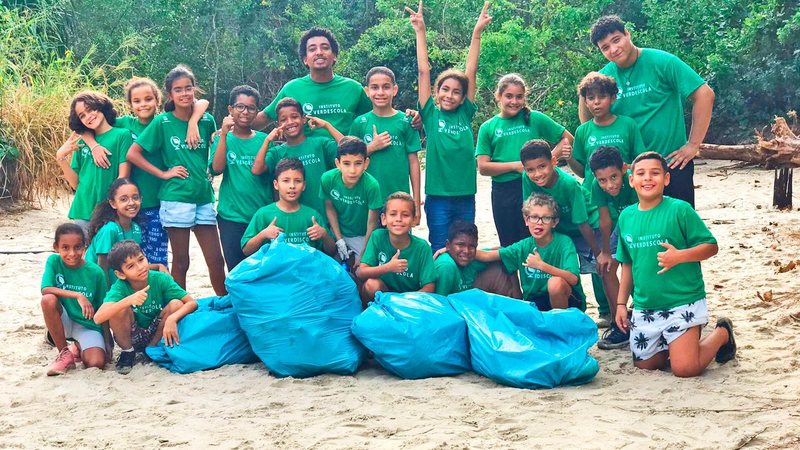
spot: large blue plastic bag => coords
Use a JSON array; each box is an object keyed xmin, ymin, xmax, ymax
[
  {"xmin": 146, "ymin": 296, "xmax": 259, "ymax": 374},
  {"xmin": 448, "ymin": 289, "xmax": 599, "ymax": 389},
  {"xmin": 226, "ymin": 235, "xmax": 366, "ymax": 378},
  {"xmin": 351, "ymin": 291, "xmax": 470, "ymax": 379}
]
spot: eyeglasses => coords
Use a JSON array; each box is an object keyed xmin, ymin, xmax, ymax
[
  {"xmin": 526, "ymin": 215, "xmax": 556, "ymax": 224},
  {"xmin": 233, "ymin": 103, "xmax": 258, "ymax": 113},
  {"xmin": 172, "ymin": 86, "xmax": 195, "ymax": 95}
]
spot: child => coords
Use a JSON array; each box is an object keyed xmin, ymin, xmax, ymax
[
  {"xmin": 126, "ymin": 65, "xmax": 226, "ymax": 295},
  {"xmin": 615, "ymin": 152, "xmax": 736, "ymax": 377},
  {"xmin": 242, "ymin": 157, "xmax": 335, "ymax": 256},
  {"xmin": 94, "ymin": 240, "xmax": 197, "ymax": 375},
  {"xmin": 475, "ymin": 194, "xmax": 585, "ymax": 311},
  {"xmin": 319, "ymin": 137, "xmax": 382, "ymax": 265},
  {"xmin": 476, "ymin": 73, "xmax": 573, "ymax": 246},
  {"xmin": 407, "ymin": 0, "xmax": 491, "ymax": 251},
  {"xmin": 357, "ymin": 192, "xmax": 436, "ymax": 307},
  {"xmin": 40, "ymin": 223, "xmax": 108, "ymax": 375},
  {"xmin": 349, "ymin": 66, "xmax": 422, "ymax": 222},
  {"xmin": 85, "ymin": 178, "xmax": 168, "ymax": 286},
  {"xmin": 568, "ymin": 72, "xmax": 645, "ymax": 190},
  {"xmin": 56, "ymin": 91, "xmax": 132, "ymax": 231},
  {"xmin": 252, "ymin": 97, "xmax": 343, "ymax": 217},
  {"xmin": 589, "ymin": 146, "xmax": 639, "ymax": 349},
  {"xmin": 210, "ymin": 85, "xmax": 275, "ymax": 271}
]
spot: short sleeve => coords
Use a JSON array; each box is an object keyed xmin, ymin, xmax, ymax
[
  {"xmin": 117, "ymin": 131, "xmax": 133, "ymax": 163},
  {"xmin": 498, "ymin": 241, "xmax": 525, "ymax": 273},
  {"xmin": 679, "ymin": 203, "xmax": 717, "ymax": 247},
  {"xmin": 665, "ymin": 53, "xmax": 706, "ymax": 99},
  {"xmin": 417, "ymin": 245, "xmax": 437, "ymax": 286},
  {"xmin": 319, "ymin": 170, "xmax": 333, "ymax": 201},
  {"xmin": 70, "ymin": 147, "xmax": 82, "ymax": 171},
  {"xmin": 403, "ymin": 120, "xmax": 422, "ymax": 153},
  {"xmin": 434, "ymin": 257, "xmax": 460, "ymax": 295},
  {"xmin": 418, "ymin": 95, "xmax": 436, "ymax": 120},
  {"xmin": 628, "ymin": 120, "xmax": 646, "ymax": 162},
  {"xmin": 135, "ymin": 117, "xmax": 162, "ymax": 154},
  {"xmin": 265, "ymin": 147, "xmax": 280, "ymax": 177},
  {"xmin": 558, "ymin": 237, "xmax": 581, "ymax": 278},
  {"xmin": 591, "ymin": 180, "xmax": 607, "ymax": 208},
  {"xmin": 360, "ymin": 231, "xmax": 380, "ymax": 266},
  {"xmin": 322, "ymin": 139, "xmax": 338, "ymax": 169},
  {"xmin": 91, "ymin": 224, "xmax": 118, "ymax": 256},
  {"xmin": 103, "ymin": 280, "xmax": 127, "ymax": 304},
  {"xmin": 93, "ymin": 267, "xmax": 108, "ymax": 305},
  {"xmin": 475, "ymin": 121, "xmax": 493, "ymax": 157},
  {"xmin": 356, "ymin": 89, "xmax": 373, "ymax": 116},
  {"xmin": 615, "ymin": 214, "xmax": 632, "ymax": 263},
  {"xmin": 366, "ymin": 176, "xmax": 383, "ymax": 210},
  {"xmin": 531, "ymin": 111, "xmax": 567, "ymax": 144},
  {"xmin": 568, "ymin": 184, "xmax": 590, "ymax": 225},
  {"xmin": 208, "ymin": 138, "xmax": 222, "ymax": 175},
  {"xmin": 241, "ymin": 211, "xmax": 267, "ymax": 250},
  {"xmin": 461, "ymin": 98, "xmax": 477, "ymax": 121},
  {"xmin": 159, "ymin": 272, "xmax": 188, "ymax": 304},
  {"xmin": 40, "ymin": 254, "xmax": 58, "ymax": 290},
  {"xmin": 348, "ymin": 118, "xmax": 364, "ymax": 138},
  {"xmin": 572, "ymin": 124, "xmax": 588, "ymax": 166},
  {"xmin": 263, "ymin": 86, "xmax": 288, "ymax": 120}
]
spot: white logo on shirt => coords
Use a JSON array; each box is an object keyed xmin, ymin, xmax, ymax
[
  {"xmin": 56, "ymin": 273, "xmax": 65, "ymax": 288},
  {"xmin": 363, "ymin": 134, "xmax": 373, "ymax": 144},
  {"xmin": 438, "ymin": 120, "xmax": 446, "ymax": 130},
  {"xmin": 495, "ymin": 128, "xmax": 503, "ymax": 137},
  {"xmin": 331, "ymin": 189, "xmax": 341, "ymax": 200},
  {"xmin": 303, "ymin": 103, "xmax": 314, "ymax": 114},
  {"xmin": 170, "ymin": 136, "xmax": 182, "ymax": 150},
  {"xmin": 588, "ymin": 136, "xmax": 597, "ymax": 145},
  {"xmin": 228, "ymin": 152, "xmax": 237, "ymax": 161},
  {"xmin": 378, "ymin": 251, "xmax": 388, "ymax": 265}
]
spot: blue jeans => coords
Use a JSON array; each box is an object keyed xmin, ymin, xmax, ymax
[{"xmin": 424, "ymin": 195, "xmax": 475, "ymax": 252}]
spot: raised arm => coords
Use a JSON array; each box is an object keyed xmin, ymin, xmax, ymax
[
  {"xmin": 251, "ymin": 126, "xmax": 282, "ymax": 175},
  {"xmin": 55, "ymin": 132, "xmax": 81, "ymax": 189},
  {"xmin": 465, "ymin": 2, "xmax": 492, "ymax": 101},
  {"xmin": 210, "ymin": 115, "xmax": 234, "ymax": 174},
  {"xmin": 407, "ymin": 0, "xmax": 431, "ymax": 107}
]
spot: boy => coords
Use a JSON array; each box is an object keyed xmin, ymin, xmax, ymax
[
  {"xmin": 349, "ymin": 67, "xmax": 423, "ymax": 223},
  {"xmin": 242, "ymin": 157, "xmax": 335, "ymax": 256},
  {"xmin": 615, "ymin": 152, "xmax": 735, "ymax": 377},
  {"xmin": 94, "ymin": 240, "xmax": 197, "ymax": 375},
  {"xmin": 568, "ymin": 72, "xmax": 645, "ymax": 189},
  {"xmin": 319, "ymin": 137, "xmax": 382, "ymax": 265},
  {"xmin": 475, "ymin": 194, "xmax": 585, "ymax": 311},
  {"xmin": 357, "ymin": 192, "xmax": 436, "ymax": 307},
  {"xmin": 252, "ymin": 97, "xmax": 343, "ymax": 217},
  {"xmin": 590, "ymin": 146, "xmax": 639, "ymax": 349}
]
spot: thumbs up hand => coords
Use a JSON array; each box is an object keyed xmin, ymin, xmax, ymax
[
  {"xmin": 263, "ymin": 217, "xmax": 283, "ymax": 240},
  {"xmin": 386, "ymin": 249, "xmax": 408, "ymax": 273},
  {"xmin": 369, "ymin": 125, "xmax": 392, "ymax": 153},
  {"xmin": 657, "ymin": 242, "xmax": 682, "ymax": 274},
  {"xmin": 523, "ymin": 249, "xmax": 545, "ymax": 270},
  {"xmin": 306, "ymin": 216, "xmax": 327, "ymax": 241}
]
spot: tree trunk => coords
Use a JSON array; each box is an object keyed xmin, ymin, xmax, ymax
[{"xmin": 773, "ymin": 168, "xmax": 793, "ymax": 210}]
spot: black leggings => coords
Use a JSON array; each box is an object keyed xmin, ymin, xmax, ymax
[
  {"xmin": 217, "ymin": 216, "xmax": 248, "ymax": 272},
  {"xmin": 491, "ymin": 178, "xmax": 528, "ymax": 247},
  {"xmin": 664, "ymin": 160, "xmax": 695, "ymax": 208}
]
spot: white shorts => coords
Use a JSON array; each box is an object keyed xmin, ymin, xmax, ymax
[
  {"xmin": 60, "ymin": 309, "xmax": 105, "ymax": 350},
  {"xmin": 629, "ymin": 299, "xmax": 709, "ymax": 361},
  {"xmin": 344, "ymin": 235, "xmax": 366, "ymax": 259},
  {"xmin": 160, "ymin": 201, "xmax": 217, "ymax": 228}
]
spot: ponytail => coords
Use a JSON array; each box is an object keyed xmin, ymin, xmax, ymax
[{"xmin": 521, "ymin": 106, "xmax": 531, "ymax": 126}]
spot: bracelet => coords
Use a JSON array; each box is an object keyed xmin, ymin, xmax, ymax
[
  {"xmin": 90, "ymin": 144, "xmax": 100, "ymax": 151},
  {"xmin": 616, "ymin": 303, "xmax": 627, "ymax": 307},
  {"xmin": 56, "ymin": 155, "xmax": 69, "ymax": 161}
]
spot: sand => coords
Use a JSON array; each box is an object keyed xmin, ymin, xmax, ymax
[{"xmin": 1, "ymin": 160, "xmax": 799, "ymax": 449}]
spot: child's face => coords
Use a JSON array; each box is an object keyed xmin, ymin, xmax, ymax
[
  {"xmin": 229, "ymin": 94, "xmax": 258, "ymax": 128},
  {"xmin": 597, "ymin": 30, "xmax": 636, "ymax": 67},
  {"xmin": 525, "ymin": 205, "xmax": 558, "ymax": 240},
  {"xmin": 129, "ymin": 85, "xmax": 159, "ymax": 121},
  {"xmin": 277, "ymin": 107, "xmax": 304, "ymax": 139},
  {"xmin": 168, "ymin": 76, "xmax": 195, "ymax": 110},
  {"xmin": 594, "ymin": 166, "xmax": 625, "ymax": 197},
  {"xmin": 116, "ymin": 252, "xmax": 150, "ymax": 282},
  {"xmin": 630, "ymin": 159, "xmax": 670, "ymax": 202},
  {"xmin": 436, "ymin": 78, "xmax": 465, "ymax": 111},
  {"xmin": 366, "ymin": 73, "xmax": 397, "ymax": 108},
  {"xmin": 303, "ymin": 36, "xmax": 336, "ymax": 70},
  {"xmin": 584, "ymin": 91, "xmax": 614, "ymax": 119},
  {"xmin": 496, "ymin": 83, "xmax": 526, "ymax": 117},
  {"xmin": 110, "ymin": 184, "xmax": 142, "ymax": 220},
  {"xmin": 381, "ymin": 199, "xmax": 414, "ymax": 236},
  {"xmin": 54, "ymin": 233, "xmax": 85, "ymax": 269},
  {"xmin": 74, "ymin": 101, "xmax": 107, "ymax": 131},
  {"xmin": 523, "ymin": 157, "xmax": 556, "ymax": 187},
  {"xmin": 273, "ymin": 169, "xmax": 305, "ymax": 202},
  {"xmin": 335, "ymin": 154, "xmax": 369, "ymax": 186},
  {"xmin": 445, "ymin": 233, "xmax": 477, "ymax": 268}
]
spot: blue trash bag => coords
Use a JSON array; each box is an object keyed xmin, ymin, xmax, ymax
[
  {"xmin": 351, "ymin": 291, "xmax": 470, "ymax": 379},
  {"xmin": 145, "ymin": 296, "xmax": 259, "ymax": 374},
  {"xmin": 226, "ymin": 235, "xmax": 366, "ymax": 378},
  {"xmin": 448, "ymin": 289, "xmax": 599, "ymax": 389}
]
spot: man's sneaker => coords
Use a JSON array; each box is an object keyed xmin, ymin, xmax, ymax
[
  {"xmin": 68, "ymin": 342, "xmax": 82, "ymax": 364},
  {"xmin": 47, "ymin": 347, "xmax": 76, "ymax": 376},
  {"xmin": 598, "ymin": 325, "xmax": 630, "ymax": 350},
  {"xmin": 596, "ymin": 313, "xmax": 612, "ymax": 329},
  {"xmin": 715, "ymin": 317, "xmax": 737, "ymax": 364},
  {"xmin": 116, "ymin": 350, "xmax": 135, "ymax": 375}
]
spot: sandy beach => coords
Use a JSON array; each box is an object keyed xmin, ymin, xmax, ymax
[{"xmin": 1, "ymin": 160, "xmax": 799, "ymax": 449}]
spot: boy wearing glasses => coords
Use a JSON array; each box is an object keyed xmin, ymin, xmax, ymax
[
  {"xmin": 209, "ymin": 85, "xmax": 276, "ymax": 270},
  {"xmin": 475, "ymin": 193, "xmax": 585, "ymax": 310}
]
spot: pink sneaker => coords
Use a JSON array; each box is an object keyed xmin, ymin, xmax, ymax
[
  {"xmin": 68, "ymin": 342, "xmax": 82, "ymax": 364},
  {"xmin": 47, "ymin": 347, "xmax": 76, "ymax": 376}
]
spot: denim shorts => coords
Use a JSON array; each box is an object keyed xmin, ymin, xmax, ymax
[{"xmin": 160, "ymin": 201, "xmax": 217, "ymax": 228}]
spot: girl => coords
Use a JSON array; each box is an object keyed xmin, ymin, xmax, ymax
[
  {"xmin": 85, "ymin": 178, "xmax": 168, "ymax": 286},
  {"xmin": 41, "ymin": 223, "xmax": 109, "ymax": 375},
  {"xmin": 407, "ymin": 0, "xmax": 490, "ymax": 252},
  {"xmin": 56, "ymin": 91, "xmax": 132, "ymax": 232},
  {"xmin": 475, "ymin": 74, "xmax": 574, "ymax": 247},
  {"xmin": 126, "ymin": 65, "xmax": 226, "ymax": 295}
]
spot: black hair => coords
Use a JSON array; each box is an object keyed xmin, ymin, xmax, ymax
[
  {"xmin": 590, "ymin": 15, "xmax": 627, "ymax": 46},
  {"xmin": 107, "ymin": 240, "xmax": 144, "ymax": 272},
  {"xmin": 163, "ymin": 64, "xmax": 199, "ymax": 112},
  {"xmin": 275, "ymin": 97, "xmax": 303, "ymax": 118},
  {"xmin": 337, "ymin": 136, "xmax": 368, "ymax": 159},
  {"xmin": 577, "ymin": 72, "xmax": 619, "ymax": 98},
  {"xmin": 54, "ymin": 222, "xmax": 86, "ymax": 246},
  {"xmin": 589, "ymin": 146, "xmax": 624, "ymax": 173},
  {"xmin": 365, "ymin": 66, "xmax": 396, "ymax": 85},
  {"xmin": 447, "ymin": 220, "xmax": 478, "ymax": 242},
  {"xmin": 631, "ymin": 151, "xmax": 669, "ymax": 172},
  {"xmin": 298, "ymin": 27, "xmax": 340, "ymax": 62},
  {"xmin": 274, "ymin": 157, "xmax": 305, "ymax": 179},
  {"xmin": 68, "ymin": 91, "xmax": 117, "ymax": 133},
  {"xmin": 519, "ymin": 139, "xmax": 552, "ymax": 164},
  {"xmin": 228, "ymin": 85, "xmax": 260, "ymax": 106},
  {"xmin": 384, "ymin": 191, "xmax": 416, "ymax": 217},
  {"xmin": 87, "ymin": 178, "xmax": 139, "ymax": 242}
]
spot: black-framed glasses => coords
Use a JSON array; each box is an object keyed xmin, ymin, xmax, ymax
[
  {"xmin": 526, "ymin": 215, "xmax": 556, "ymax": 224},
  {"xmin": 233, "ymin": 103, "xmax": 258, "ymax": 113}
]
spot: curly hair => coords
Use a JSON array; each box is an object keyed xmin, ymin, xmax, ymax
[
  {"xmin": 68, "ymin": 91, "xmax": 117, "ymax": 133},
  {"xmin": 577, "ymin": 72, "xmax": 619, "ymax": 98}
]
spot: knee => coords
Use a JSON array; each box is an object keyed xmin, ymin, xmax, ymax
[
  {"xmin": 547, "ymin": 277, "xmax": 571, "ymax": 295},
  {"xmin": 41, "ymin": 294, "xmax": 59, "ymax": 311},
  {"xmin": 671, "ymin": 362, "xmax": 703, "ymax": 378},
  {"xmin": 108, "ymin": 308, "xmax": 131, "ymax": 327},
  {"xmin": 82, "ymin": 350, "xmax": 105, "ymax": 369}
]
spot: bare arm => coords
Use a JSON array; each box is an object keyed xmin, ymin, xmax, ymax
[
  {"xmin": 598, "ymin": 207, "xmax": 613, "ymax": 255},
  {"xmin": 211, "ymin": 116, "xmax": 234, "ymax": 174},
  {"xmin": 325, "ymin": 200, "xmax": 344, "ymax": 241},
  {"xmin": 578, "ymin": 96, "xmax": 592, "ymax": 124},
  {"xmin": 356, "ymin": 262, "xmax": 393, "ymax": 280},
  {"xmin": 476, "ymin": 155, "xmax": 523, "ymax": 177},
  {"xmin": 419, "ymin": 282, "xmax": 435, "ymax": 293},
  {"xmin": 408, "ymin": 153, "xmax": 422, "ymax": 224},
  {"xmin": 667, "ymin": 84, "xmax": 716, "ymax": 169},
  {"xmin": 616, "ymin": 263, "xmax": 633, "ymax": 331},
  {"xmin": 94, "ymin": 286, "xmax": 150, "ymax": 324},
  {"xmin": 185, "ymin": 99, "xmax": 210, "ymax": 149},
  {"xmin": 578, "ymin": 222, "xmax": 601, "ymax": 257},
  {"xmin": 55, "ymin": 133, "xmax": 81, "ymax": 189},
  {"xmin": 165, "ymin": 294, "xmax": 197, "ymax": 324},
  {"xmin": 474, "ymin": 248, "xmax": 501, "ymax": 263},
  {"xmin": 407, "ymin": 1, "xmax": 431, "ymax": 107},
  {"xmin": 464, "ymin": 2, "xmax": 492, "ymax": 101},
  {"xmin": 97, "ymin": 254, "xmax": 111, "ymax": 288}
]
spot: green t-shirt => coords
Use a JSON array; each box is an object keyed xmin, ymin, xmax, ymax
[
  {"xmin": 591, "ymin": 169, "xmax": 638, "ymax": 223},
  {"xmin": 104, "ymin": 270, "xmax": 188, "ymax": 328},
  {"xmin": 116, "ymin": 115, "xmax": 163, "ymax": 209},
  {"xmin": 263, "ymin": 74, "xmax": 372, "ymax": 138},
  {"xmin": 349, "ymin": 111, "xmax": 422, "ymax": 200},
  {"xmin": 210, "ymin": 131, "xmax": 274, "ymax": 224},
  {"xmin": 319, "ymin": 169, "xmax": 382, "ymax": 238},
  {"xmin": 41, "ymin": 254, "xmax": 107, "ymax": 332},
  {"xmin": 498, "ymin": 233, "xmax": 585, "ymax": 304},
  {"xmin": 361, "ymin": 228, "xmax": 437, "ymax": 292},
  {"xmin": 600, "ymin": 48, "xmax": 705, "ymax": 157},
  {"xmin": 419, "ymin": 96, "xmax": 477, "ymax": 196},
  {"xmin": 573, "ymin": 115, "xmax": 645, "ymax": 188},
  {"xmin": 241, "ymin": 202, "xmax": 328, "ymax": 252},
  {"xmin": 266, "ymin": 136, "xmax": 337, "ymax": 215},
  {"xmin": 476, "ymin": 112, "xmax": 565, "ymax": 183},
  {"xmin": 68, "ymin": 127, "xmax": 132, "ymax": 221},
  {"xmin": 135, "ymin": 111, "xmax": 217, "ymax": 204},
  {"xmin": 523, "ymin": 167, "xmax": 600, "ymax": 237},
  {"xmin": 433, "ymin": 252, "xmax": 487, "ymax": 296},
  {"xmin": 616, "ymin": 196, "xmax": 717, "ymax": 310},
  {"xmin": 86, "ymin": 221, "xmax": 143, "ymax": 284}
]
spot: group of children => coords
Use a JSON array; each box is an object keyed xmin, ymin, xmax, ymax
[{"xmin": 41, "ymin": 6, "xmax": 736, "ymax": 379}]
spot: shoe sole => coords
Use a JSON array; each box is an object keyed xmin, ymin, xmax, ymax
[
  {"xmin": 715, "ymin": 317, "xmax": 736, "ymax": 363},
  {"xmin": 46, "ymin": 363, "xmax": 75, "ymax": 376},
  {"xmin": 116, "ymin": 366, "xmax": 133, "ymax": 375},
  {"xmin": 598, "ymin": 341, "xmax": 629, "ymax": 350}
]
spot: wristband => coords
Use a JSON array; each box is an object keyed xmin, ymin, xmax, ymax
[
  {"xmin": 616, "ymin": 303, "xmax": 627, "ymax": 307},
  {"xmin": 90, "ymin": 143, "xmax": 100, "ymax": 151}
]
